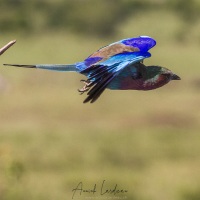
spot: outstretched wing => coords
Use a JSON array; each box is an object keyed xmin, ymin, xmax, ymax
[
  {"xmin": 76, "ymin": 36, "xmax": 156, "ymax": 71},
  {"xmin": 80, "ymin": 51, "xmax": 151, "ymax": 103}
]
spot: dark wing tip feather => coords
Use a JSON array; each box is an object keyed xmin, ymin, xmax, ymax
[
  {"xmin": 83, "ymin": 74, "xmax": 114, "ymax": 103},
  {"xmin": 3, "ymin": 64, "xmax": 36, "ymax": 68}
]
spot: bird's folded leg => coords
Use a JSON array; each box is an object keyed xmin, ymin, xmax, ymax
[
  {"xmin": 80, "ymin": 79, "xmax": 90, "ymax": 84},
  {"xmin": 78, "ymin": 80, "xmax": 91, "ymax": 94}
]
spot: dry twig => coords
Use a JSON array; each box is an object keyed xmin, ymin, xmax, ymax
[{"xmin": 0, "ymin": 40, "xmax": 16, "ymax": 56}]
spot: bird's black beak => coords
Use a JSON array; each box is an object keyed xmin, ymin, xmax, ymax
[{"xmin": 172, "ymin": 74, "xmax": 181, "ymax": 80}]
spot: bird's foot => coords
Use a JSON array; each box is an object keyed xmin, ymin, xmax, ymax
[
  {"xmin": 78, "ymin": 80, "xmax": 91, "ymax": 94},
  {"xmin": 78, "ymin": 87, "xmax": 89, "ymax": 94},
  {"xmin": 80, "ymin": 80, "xmax": 90, "ymax": 86}
]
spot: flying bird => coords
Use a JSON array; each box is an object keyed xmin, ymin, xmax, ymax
[{"xmin": 4, "ymin": 36, "xmax": 180, "ymax": 103}]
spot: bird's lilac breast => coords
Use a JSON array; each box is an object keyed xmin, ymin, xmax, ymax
[
  {"xmin": 108, "ymin": 76, "xmax": 146, "ymax": 90},
  {"xmin": 142, "ymin": 75, "xmax": 171, "ymax": 90},
  {"xmin": 108, "ymin": 74, "xmax": 170, "ymax": 91}
]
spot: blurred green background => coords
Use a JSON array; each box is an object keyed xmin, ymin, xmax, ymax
[{"xmin": 0, "ymin": 0, "xmax": 200, "ymax": 200}]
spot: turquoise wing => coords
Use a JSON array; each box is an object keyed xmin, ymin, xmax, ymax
[{"xmin": 76, "ymin": 36, "xmax": 156, "ymax": 71}]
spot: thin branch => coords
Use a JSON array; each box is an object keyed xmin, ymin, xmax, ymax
[{"xmin": 0, "ymin": 40, "xmax": 16, "ymax": 56}]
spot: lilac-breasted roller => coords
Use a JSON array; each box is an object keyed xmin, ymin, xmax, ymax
[{"xmin": 4, "ymin": 36, "xmax": 180, "ymax": 103}]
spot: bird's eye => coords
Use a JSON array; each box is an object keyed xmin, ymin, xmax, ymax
[
  {"xmin": 162, "ymin": 73, "xmax": 171, "ymax": 78},
  {"xmin": 162, "ymin": 73, "xmax": 169, "ymax": 76}
]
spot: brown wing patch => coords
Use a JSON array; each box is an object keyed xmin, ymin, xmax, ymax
[{"xmin": 89, "ymin": 43, "xmax": 139, "ymax": 61}]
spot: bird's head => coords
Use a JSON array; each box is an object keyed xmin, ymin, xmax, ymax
[
  {"xmin": 158, "ymin": 66, "xmax": 181, "ymax": 81},
  {"xmin": 143, "ymin": 66, "xmax": 181, "ymax": 89},
  {"xmin": 145, "ymin": 66, "xmax": 180, "ymax": 80}
]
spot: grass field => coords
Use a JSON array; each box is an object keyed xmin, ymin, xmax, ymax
[{"xmin": 0, "ymin": 10, "xmax": 200, "ymax": 200}]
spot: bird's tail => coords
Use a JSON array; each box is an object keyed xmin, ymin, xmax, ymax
[{"xmin": 3, "ymin": 64, "xmax": 78, "ymax": 72}]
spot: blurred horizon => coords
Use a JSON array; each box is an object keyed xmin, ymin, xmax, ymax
[
  {"xmin": 0, "ymin": 1, "xmax": 200, "ymax": 200},
  {"xmin": 0, "ymin": 0, "xmax": 200, "ymax": 41}
]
